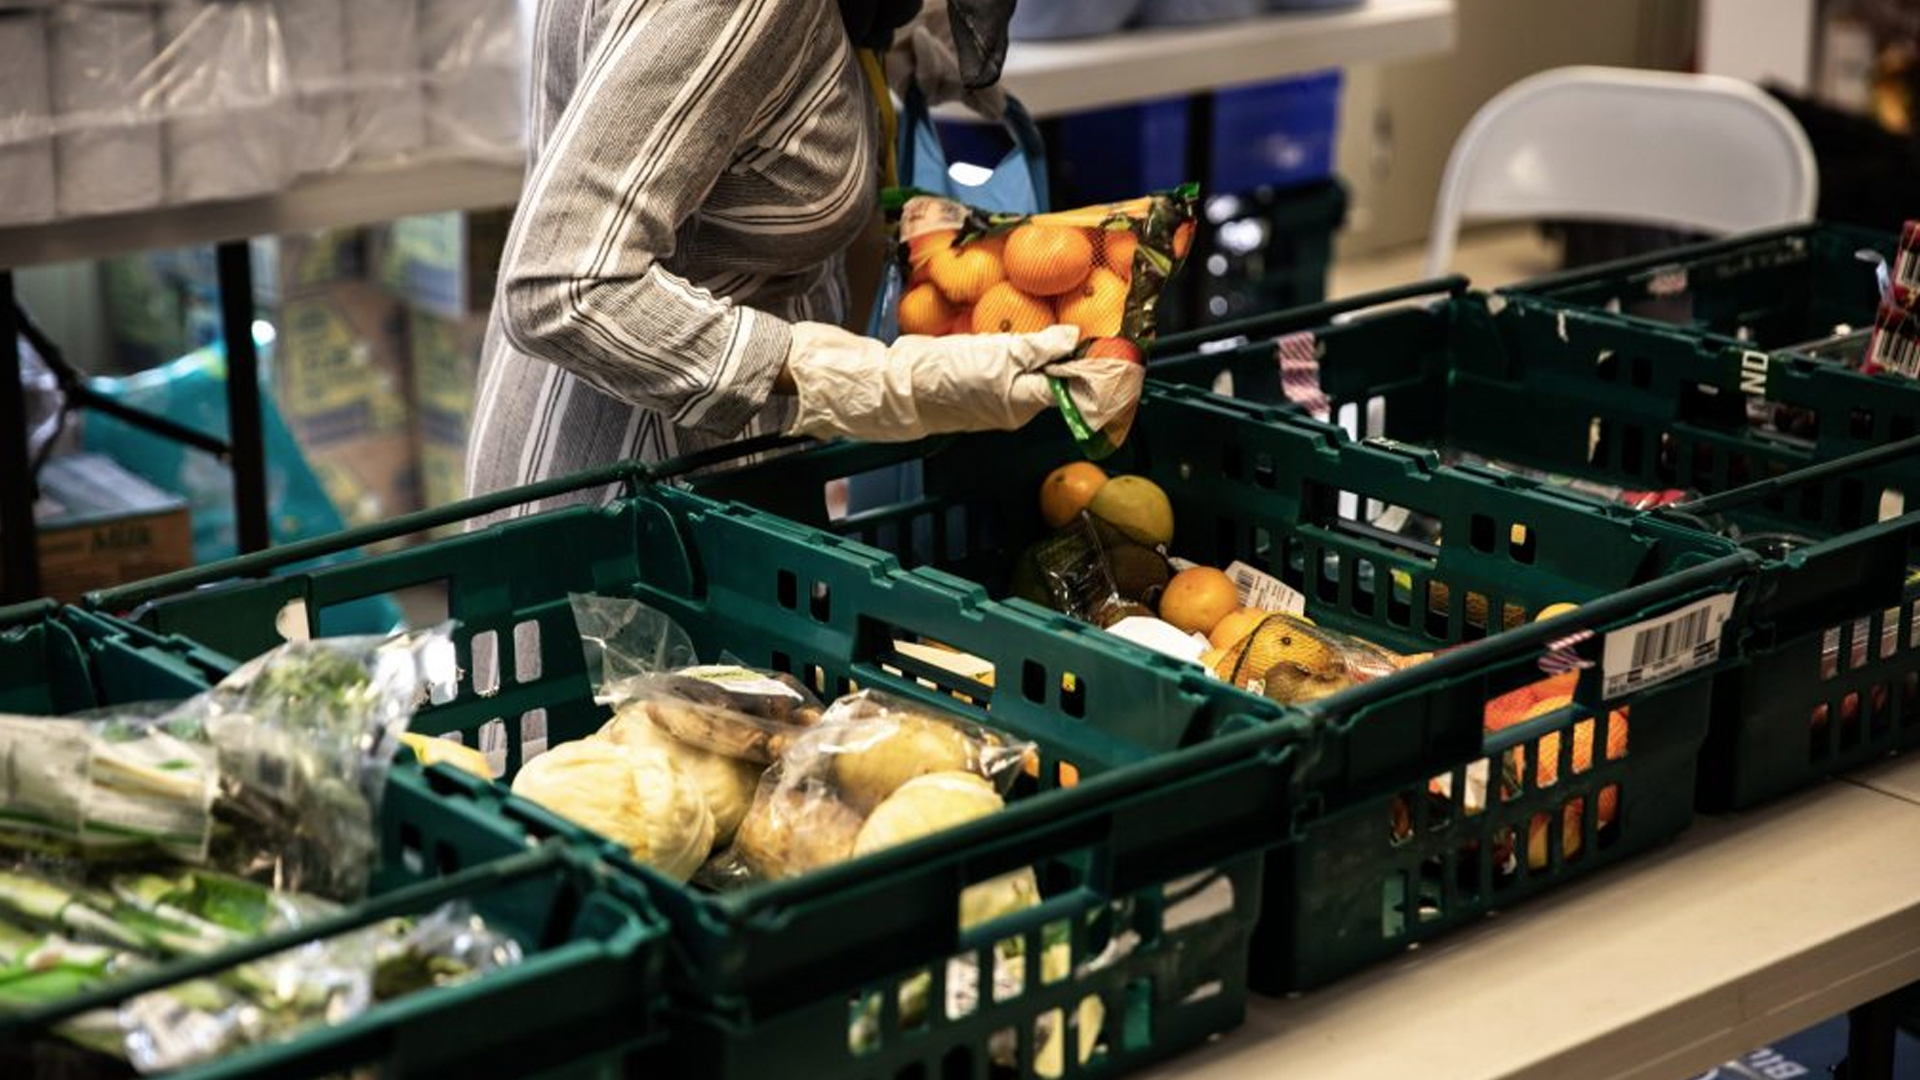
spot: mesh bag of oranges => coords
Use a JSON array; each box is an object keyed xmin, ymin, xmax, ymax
[{"xmin": 884, "ymin": 185, "xmax": 1200, "ymax": 458}]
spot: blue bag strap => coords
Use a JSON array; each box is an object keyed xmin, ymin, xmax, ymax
[{"xmin": 897, "ymin": 84, "xmax": 1051, "ymax": 214}]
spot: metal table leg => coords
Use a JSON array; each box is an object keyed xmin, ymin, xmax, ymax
[
  {"xmin": 0, "ymin": 271, "xmax": 40, "ymax": 601},
  {"xmin": 215, "ymin": 242, "xmax": 270, "ymax": 555}
]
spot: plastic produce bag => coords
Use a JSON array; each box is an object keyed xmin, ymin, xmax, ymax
[
  {"xmin": 1207, "ymin": 612, "xmax": 1411, "ymax": 705},
  {"xmin": 1008, "ymin": 511, "xmax": 1171, "ymax": 628},
  {"xmin": 883, "ymin": 186, "xmax": 1199, "ymax": 457},
  {"xmin": 707, "ymin": 690, "xmax": 1036, "ymax": 890}
]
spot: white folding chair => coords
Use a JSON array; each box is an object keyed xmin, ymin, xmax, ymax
[{"xmin": 1425, "ymin": 65, "xmax": 1818, "ymax": 278}]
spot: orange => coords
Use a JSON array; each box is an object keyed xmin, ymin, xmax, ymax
[
  {"xmin": 971, "ymin": 282, "xmax": 1055, "ymax": 335},
  {"xmin": 897, "ymin": 282, "xmax": 956, "ymax": 336},
  {"xmin": 1056, "ymin": 268, "xmax": 1129, "ymax": 340},
  {"xmin": 1208, "ymin": 608, "xmax": 1270, "ymax": 651},
  {"xmin": 1039, "ymin": 462, "xmax": 1110, "ymax": 530},
  {"xmin": 929, "ymin": 236, "xmax": 1005, "ymax": 304},
  {"xmin": 1102, "ymin": 231, "xmax": 1139, "ymax": 280},
  {"xmin": 1083, "ymin": 337, "xmax": 1144, "ymax": 365},
  {"xmin": 907, "ymin": 229, "xmax": 955, "ymax": 287},
  {"xmin": 1003, "ymin": 225, "xmax": 1095, "ymax": 297},
  {"xmin": 1172, "ymin": 221, "xmax": 1196, "ymax": 261},
  {"xmin": 1159, "ymin": 566, "xmax": 1239, "ymax": 636}
]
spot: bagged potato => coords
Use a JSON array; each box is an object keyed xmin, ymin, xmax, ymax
[{"xmin": 885, "ymin": 185, "xmax": 1199, "ymax": 458}]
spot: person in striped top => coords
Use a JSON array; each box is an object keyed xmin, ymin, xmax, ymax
[{"xmin": 467, "ymin": 0, "xmax": 1140, "ymax": 518}]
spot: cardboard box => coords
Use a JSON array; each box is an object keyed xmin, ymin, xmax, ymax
[
  {"xmin": 270, "ymin": 281, "xmax": 421, "ymax": 532},
  {"xmin": 406, "ymin": 307, "xmax": 487, "ymax": 516},
  {"xmin": 5, "ymin": 454, "xmax": 194, "ymax": 602},
  {"xmin": 372, "ymin": 209, "xmax": 511, "ymax": 318}
]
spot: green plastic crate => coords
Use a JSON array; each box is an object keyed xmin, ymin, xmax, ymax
[
  {"xmin": 1151, "ymin": 280, "xmax": 1920, "ymax": 811},
  {"xmin": 1506, "ymin": 222, "xmax": 1892, "ymax": 358},
  {"xmin": 694, "ymin": 387, "xmax": 1755, "ymax": 992},
  {"xmin": 0, "ymin": 602, "xmax": 667, "ymax": 1080},
  {"xmin": 90, "ymin": 469, "xmax": 1297, "ymax": 1080}
]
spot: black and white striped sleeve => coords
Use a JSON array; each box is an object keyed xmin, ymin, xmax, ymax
[{"xmin": 497, "ymin": 0, "xmax": 810, "ymax": 437}]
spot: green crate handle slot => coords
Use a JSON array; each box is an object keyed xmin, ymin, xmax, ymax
[
  {"xmin": 0, "ymin": 841, "xmax": 592, "ymax": 1038},
  {"xmin": 1152, "ymin": 274, "xmax": 1471, "ymax": 357},
  {"xmin": 85, "ymin": 432, "xmax": 812, "ymax": 614}
]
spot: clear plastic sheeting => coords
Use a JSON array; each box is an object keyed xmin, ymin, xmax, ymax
[{"xmin": 0, "ymin": 0, "xmax": 530, "ymax": 228}]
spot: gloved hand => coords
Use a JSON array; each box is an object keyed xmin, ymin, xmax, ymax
[{"xmin": 782, "ymin": 322, "xmax": 1145, "ymax": 443}]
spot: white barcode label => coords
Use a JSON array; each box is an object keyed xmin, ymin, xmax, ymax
[
  {"xmin": 1371, "ymin": 504, "xmax": 1412, "ymax": 534},
  {"xmin": 1872, "ymin": 322, "xmax": 1920, "ymax": 378},
  {"xmin": 1224, "ymin": 562, "xmax": 1307, "ymax": 616},
  {"xmin": 1602, "ymin": 593, "xmax": 1736, "ymax": 698}
]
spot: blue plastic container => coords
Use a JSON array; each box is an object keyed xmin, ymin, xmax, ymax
[
  {"xmin": 1138, "ymin": 0, "xmax": 1263, "ymax": 26},
  {"xmin": 1057, "ymin": 70, "xmax": 1343, "ymax": 201},
  {"xmin": 1008, "ymin": 0, "xmax": 1142, "ymax": 39}
]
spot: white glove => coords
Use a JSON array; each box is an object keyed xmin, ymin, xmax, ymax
[{"xmin": 783, "ymin": 323, "xmax": 1146, "ymax": 444}]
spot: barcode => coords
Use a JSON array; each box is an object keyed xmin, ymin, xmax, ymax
[
  {"xmin": 1873, "ymin": 325, "xmax": 1920, "ymax": 376},
  {"xmin": 1629, "ymin": 608, "xmax": 1713, "ymax": 669}
]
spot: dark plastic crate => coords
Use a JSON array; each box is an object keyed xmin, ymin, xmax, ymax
[
  {"xmin": 695, "ymin": 388, "xmax": 1752, "ymax": 992},
  {"xmin": 1151, "ymin": 278, "xmax": 1920, "ymax": 811},
  {"xmin": 0, "ymin": 602, "xmax": 667, "ymax": 1080},
  {"xmin": 95, "ymin": 476, "xmax": 1295, "ymax": 1080}
]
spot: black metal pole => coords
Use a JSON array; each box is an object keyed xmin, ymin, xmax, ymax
[
  {"xmin": 1842, "ymin": 993, "xmax": 1900, "ymax": 1080},
  {"xmin": 0, "ymin": 272, "xmax": 40, "ymax": 601},
  {"xmin": 215, "ymin": 242, "xmax": 270, "ymax": 555},
  {"xmin": 1183, "ymin": 90, "xmax": 1216, "ymax": 330}
]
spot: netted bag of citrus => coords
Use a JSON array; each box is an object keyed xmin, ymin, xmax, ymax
[{"xmin": 891, "ymin": 185, "xmax": 1200, "ymax": 456}]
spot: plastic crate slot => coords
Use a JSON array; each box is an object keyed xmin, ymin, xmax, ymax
[
  {"xmin": 1041, "ymin": 920, "xmax": 1072, "ymax": 985},
  {"xmin": 1253, "ymin": 452, "xmax": 1277, "ymax": 491},
  {"xmin": 1423, "ymin": 581, "xmax": 1450, "ymax": 640},
  {"xmin": 770, "ymin": 650, "xmax": 792, "ymax": 674},
  {"xmin": 479, "ymin": 718, "xmax": 510, "ymax": 777},
  {"xmin": 519, "ymin": 709, "xmax": 549, "ymax": 766},
  {"xmin": 994, "ymin": 940, "xmax": 1025, "ymax": 1003},
  {"xmin": 945, "ymin": 955, "xmax": 979, "ymax": 1021},
  {"xmin": 1317, "ymin": 550, "xmax": 1341, "ymax": 604},
  {"xmin": 434, "ymin": 839, "xmax": 460, "ymax": 876},
  {"xmin": 1336, "ymin": 400, "xmax": 1361, "ymax": 440},
  {"xmin": 899, "ymin": 969, "xmax": 932, "ymax": 1032},
  {"xmin": 1252, "ymin": 525, "xmax": 1273, "ymax": 563},
  {"xmin": 1809, "ymin": 702, "xmax": 1832, "ymax": 761},
  {"xmin": 896, "ymin": 1064, "xmax": 926, "ymax": 1080},
  {"xmin": 1078, "ymin": 992, "xmax": 1111, "ymax": 1065},
  {"xmin": 1848, "ymin": 405, "xmax": 1878, "ymax": 440},
  {"xmin": 1502, "ymin": 603, "xmax": 1528, "ymax": 631},
  {"xmin": 1022, "ymin": 661, "xmax": 1045, "ymax": 704},
  {"xmin": 1798, "ymin": 482, "xmax": 1824, "ymax": 523},
  {"xmin": 1910, "ymin": 600, "xmax": 1920, "ymax": 650},
  {"xmin": 875, "ymin": 521, "xmax": 902, "ymax": 561},
  {"xmin": 849, "ymin": 989, "xmax": 885, "ymax": 1055},
  {"xmin": 1215, "ymin": 516, "xmax": 1238, "ymax": 569},
  {"xmin": 1365, "ymin": 395, "xmax": 1388, "ymax": 440},
  {"xmin": 1492, "ymin": 827, "xmax": 1519, "ymax": 889},
  {"xmin": 1597, "ymin": 785, "xmax": 1623, "ymax": 850},
  {"xmin": 1056, "ymin": 760, "xmax": 1080, "ymax": 788},
  {"xmin": 1388, "ymin": 792, "xmax": 1415, "ymax": 846},
  {"xmin": 1219, "ymin": 442, "xmax": 1244, "ymax": 481},
  {"xmin": 1881, "ymin": 489, "xmax": 1906, "ymax": 523},
  {"xmin": 1418, "ymin": 857, "xmax": 1445, "ymax": 922},
  {"xmin": 512, "ymin": 620, "xmax": 542, "ymax": 684},
  {"xmin": 1728, "ymin": 452, "xmax": 1754, "ymax": 487},
  {"xmin": 1821, "ymin": 627, "xmax": 1843, "ymax": 680},
  {"xmin": 1060, "ymin": 673, "xmax": 1086, "ymax": 719},
  {"xmin": 1388, "ymin": 568, "xmax": 1413, "ymax": 627},
  {"xmin": 1619, "ymin": 423, "xmax": 1645, "ymax": 476},
  {"xmin": 398, "ymin": 821, "xmax": 425, "ymax": 875},
  {"xmin": 1905, "ymin": 673, "xmax": 1920, "ymax": 724},
  {"xmin": 1594, "ymin": 351, "xmax": 1618, "ymax": 382},
  {"xmin": 945, "ymin": 505, "xmax": 970, "ymax": 563},
  {"xmin": 1455, "ymin": 840, "xmax": 1483, "ymax": 898},
  {"xmin": 471, "ymin": 629, "xmax": 501, "ymax": 696},
  {"xmin": 1629, "ymin": 355, "xmax": 1653, "ymax": 389},
  {"xmin": 1883, "ymin": 608, "xmax": 1902, "ymax": 661},
  {"xmin": 1462, "ymin": 592, "xmax": 1489, "ymax": 640},
  {"xmin": 777, "ymin": 570, "xmax": 799, "ymax": 610},
  {"xmin": 1509, "ymin": 523, "xmax": 1536, "ymax": 564},
  {"xmin": 1034, "ymin": 1009, "xmax": 1065, "ymax": 1070},
  {"xmin": 1529, "ymin": 811, "xmax": 1556, "ymax": 874},
  {"xmin": 1469, "ymin": 514, "xmax": 1495, "ymax": 553},
  {"xmin": 942, "ymin": 1046, "xmax": 973, "ymax": 1080},
  {"xmin": 1895, "ymin": 414, "xmax": 1917, "ymax": 441},
  {"xmin": 1851, "ymin": 618, "xmax": 1872, "ymax": 670},
  {"xmin": 1569, "ymin": 718, "xmax": 1597, "ymax": 776},
  {"xmin": 1462, "ymin": 759, "xmax": 1489, "ymax": 817},
  {"xmin": 1840, "ymin": 478, "xmax": 1868, "ymax": 530},
  {"xmin": 810, "ymin": 580, "xmax": 833, "ymax": 623},
  {"xmin": 1500, "ymin": 744, "xmax": 1525, "ymax": 801},
  {"xmin": 1560, "ymin": 799, "xmax": 1587, "ymax": 865},
  {"xmin": 1690, "ymin": 442, "xmax": 1716, "ymax": 491},
  {"xmin": 1381, "ymin": 872, "xmax": 1409, "ymax": 939},
  {"xmin": 1284, "ymin": 537, "xmax": 1308, "ymax": 589},
  {"xmin": 1164, "ymin": 871, "xmax": 1236, "ymax": 934},
  {"xmin": 1839, "ymin": 693, "xmax": 1864, "ymax": 749},
  {"xmin": 1352, "ymin": 558, "xmax": 1377, "ymax": 617},
  {"xmin": 1871, "ymin": 683, "xmax": 1893, "ymax": 738}
]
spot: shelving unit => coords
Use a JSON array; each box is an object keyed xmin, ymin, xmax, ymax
[{"xmin": 1140, "ymin": 756, "xmax": 1920, "ymax": 1080}]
